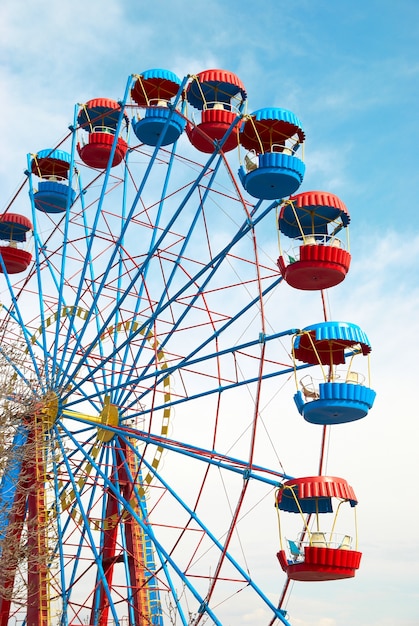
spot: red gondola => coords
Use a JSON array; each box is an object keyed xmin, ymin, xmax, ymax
[
  {"xmin": 77, "ymin": 98, "xmax": 128, "ymax": 169},
  {"xmin": 277, "ymin": 191, "xmax": 351, "ymax": 290},
  {"xmin": 0, "ymin": 213, "xmax": 33, "ymax": 274},
  {"xmin": 276, "ymin": 476, "xmax": 362, "ymax": 582},
  {"xmin": 186, "ymin": 69, "xmax": 247, "ymax": 153}
]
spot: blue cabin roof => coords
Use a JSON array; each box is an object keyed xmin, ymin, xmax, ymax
[
  {"xmin": 35, "ymin": 149, "xmax": 72, "ymax": 164},
  {"xmin": 249, "ymin": 107, "xmax": 304, "ymax": 129},
  {"xmin": 140, "ymin": 68, "xmax": 182, "ymax": 86},
  {"xmin": 294, "ymin": 321, "xmax": 371, "ymax": 365}
]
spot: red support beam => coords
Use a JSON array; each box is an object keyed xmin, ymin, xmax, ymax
[{"xmin": 26, "ymin": 424, "xmax": 50, "ymax": 626}]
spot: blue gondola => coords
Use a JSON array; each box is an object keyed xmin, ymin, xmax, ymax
[
  {"xmin": 292, "ymin": 321, "xmax": 376, "ymax": 425},
  {"xmin": 131, "ymin": 69, "xmax": 186, "ymax": 146},
  {"xmin": 31, "ymin": 148, "xmax": 76, "ymax": 213},
  {"xmin": 239, "ymin": 107, "xmax": 305, "ymax": 199}
]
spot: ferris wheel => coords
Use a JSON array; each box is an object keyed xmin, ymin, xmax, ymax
[{"xmin": 0, "ymin": 69, "xmax": 375, "ymax": 626}]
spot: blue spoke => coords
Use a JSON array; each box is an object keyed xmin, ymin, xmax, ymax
[
  {"xmin": 56, "ymin": 75, "xmax": 190, "ymax": 388},
  {"xmin": 120, "ymin": 433, "xmax": 291, "ymax": 625},
  {"xmin": 115, "ymin": 139, "xmax": 182, "ymax": 397},
  {"xmin": 59, "ymin": 196, "xmax": 279, "ymax": 405},
  {"xmin": 0, "ymin": 70, "xmax": 312, "ymax": 625}
]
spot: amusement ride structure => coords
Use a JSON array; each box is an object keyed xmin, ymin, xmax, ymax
[{"xmin": 0, "ymin": 69, "xmax": 375, "ymax": 625}]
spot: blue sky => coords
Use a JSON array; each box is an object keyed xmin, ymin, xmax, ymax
[{"xmin": 1, "ymin": 1, "xmax": 418, "ymax": 625}]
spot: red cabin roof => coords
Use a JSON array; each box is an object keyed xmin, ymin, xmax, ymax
[
  {"xmin": 277, "ymin": 475, "xmax": 358, "ymax": 513},
  {"xmin": 186, "ymin": 69, "xmax": 247, "ymax": 109},
  {"xmin": 77, "ymin": 98, "xmax": 128, "ymax": 131},
  {"xmin": 0, "ymin": 213, "xmax": 33, "ymax": 241}
]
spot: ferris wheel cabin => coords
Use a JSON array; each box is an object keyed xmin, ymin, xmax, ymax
[
  {"xmin": 0, "ymin": 213, "xmax": 33, "ymax": 274},
  {"xmin": 277, "ymin": 191, "xmax": 352, "ymax": 290},
  {"xmin": 131, "ymin": 68, "xmax": 186, "ymax": 146},
  {"xmin": 77, "ymin": 98, "xmax": 129, "ymax": 169},
  {"xmin": 30, "ymin": 148, "xmax": 76, "ymax": 213},
  {"xmin": 238, "ymin": 107, "xmax": 306, "ymax": 200},
  {"xmin": 292, "ymin": 322, "xmax": 376, "ymax": 425},
  {"xmin": 276, "ymin": 475, "xmax": 362, "ymax": 582},
  {"xmin": 186, "ymin": 69, "xmax": 247, "ymax": 153}
]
